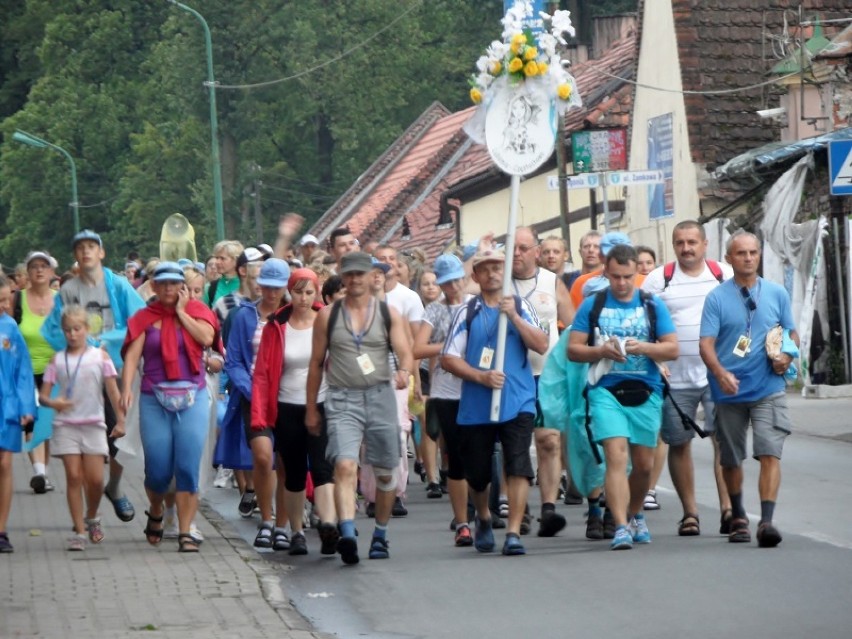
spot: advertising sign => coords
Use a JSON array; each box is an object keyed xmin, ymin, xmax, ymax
[{"xmin": 647, "ymin": 113, "xmax": 674, "ymax": 220}]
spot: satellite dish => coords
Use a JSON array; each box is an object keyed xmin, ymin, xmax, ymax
[{"xmin": 159, "ymin": 213, "xmax": 197, "ymax": 262}]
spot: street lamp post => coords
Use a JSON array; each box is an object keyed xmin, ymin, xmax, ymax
[
  {"xmin": 167, "ymin": 0, "xmax": 226, "ymax": 241},
  {"xmin": 12, "ymin": 129, "xmax": 80, "ymax": 234}
]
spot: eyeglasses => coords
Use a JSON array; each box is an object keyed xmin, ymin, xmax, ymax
[
  {"xmin": 514, "ymin": 244, "xmax": 538, "ymax": 254},
  {"xmin": 739, "ymin": 286, "xmax": 756, "ymax": 311}
]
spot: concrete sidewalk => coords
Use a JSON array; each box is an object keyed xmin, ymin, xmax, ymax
[{"xmin": 0, "ymin": 453, "xmax": 331, "ymax": 639}]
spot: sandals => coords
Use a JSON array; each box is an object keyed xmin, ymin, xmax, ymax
[
  {"xmin": 643, "ymin": 490, "xmax": 661, "ymax": 511},
  {"xmin": 178, "ymin": 532, "xmax": 200, "ymax": 553},
  {"xmin": 678, "ymin": 513, "xmax": 701, "ymax": 536},
  {"xmin": 728, "ymin": 517, "xmax": 751, "ymax": 543},
  {"xmin": 86, "ymin": 517, "xmax": 104, "ymax": 544},
  {"xmin": 143, "ymin": 510, "xmax": 164, "ymax": 546},
  {"xmin": 67, "ymin": 535, "xmax": 86, "ymax": 551}
]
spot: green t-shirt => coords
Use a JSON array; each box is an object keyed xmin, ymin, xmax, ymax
[{"xmin": 206, "ymin": 274, "xmax": 240, "ymax": 308}]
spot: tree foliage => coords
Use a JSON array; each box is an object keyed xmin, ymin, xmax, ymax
[{"xmin": 0, "ymin": 0, "xmax": 510, "ymax": 269}]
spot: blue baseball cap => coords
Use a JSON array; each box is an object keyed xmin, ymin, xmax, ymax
[
  {"xmin": 256, "ymin": 258, "xmax": 290, "ymax": 288},
  {"xmin": 152, "ymin": 261, "xmax": 185, "ymax": 283},
  {"xmin": 433, "ymin": 254, "xmax": 465, "ymax": 285},
  {"xmin": 600, "ymin": 232, "xmax": 632, "ymax": 256},
  {"xmin": 371, "ymin": 257, "xmax": 391, "ymax": 274},
  {"xmin": 71, "ymin": 229, "xmax": 103, "ymax": 249}
]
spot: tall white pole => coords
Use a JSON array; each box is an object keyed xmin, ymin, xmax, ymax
[{"xmin": 490, "ymin": 173, "xmax": 521, "ymax": 422}]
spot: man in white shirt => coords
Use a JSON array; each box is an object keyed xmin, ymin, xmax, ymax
[{"xmin": 641, "ymin": 220, "xmax": 733, "ymax": 536}]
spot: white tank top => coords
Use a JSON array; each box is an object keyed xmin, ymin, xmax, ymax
[{"xmin": 513, "ymin": 267, "xmax": 559, "ymax": 375}]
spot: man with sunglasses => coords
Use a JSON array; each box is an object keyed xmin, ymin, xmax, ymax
[{"xmin": 699, "ymin": 230, "xmax": 797, "ymax": 548}]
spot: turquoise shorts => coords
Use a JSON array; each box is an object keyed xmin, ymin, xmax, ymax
[
  {"xmin": 587, "ymin": 385, "xmax": 663, "ymax": 448},
  {"xmin": 0, "ymin": 419, "xmax": 22, "ymax": 453}
]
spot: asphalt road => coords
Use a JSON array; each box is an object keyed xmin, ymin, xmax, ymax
[{"xmin": 205, "ymin": 393, "xmax": 852, "ymax": 639}]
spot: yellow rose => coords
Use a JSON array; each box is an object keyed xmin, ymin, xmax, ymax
[
  {"xmin": 508, "ymin": 57, "xmax": 524, "ymax": 74},
  {"xmin": 510, "ymin": 33, "xmax": 526, "ymax": 54},
  {"xmin": 537, "ymin": 62, "xmax": 549, "ymax": 75},
  {"xmin": 557, "ymin": 83, "xmax": 572, "ymax": 100},
  {"xmin": 523, "ymin": 61, "xmax": 538, "ymax": 77},
  {"xmin": 524, "ymin": 47, "xmax": 538, "ymax": 61},
  {"xmin": 470, "ymin": 88, "xmax": 482, "ymax": 104},
  {"xmin": 490, "ymin": 61, "xmax": 502, "ymax": 75}
]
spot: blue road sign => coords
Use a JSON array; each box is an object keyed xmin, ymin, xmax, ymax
[{"xmin": 829, "ymin": 140, "xmax": 852, "ymax": 196}]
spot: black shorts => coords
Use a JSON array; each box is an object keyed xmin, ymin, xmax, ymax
[
  {"xmin": 427, "ymin": 398, "xmax": 463, "ymax": 480},
  {"xmin": 241, "ymin": 397, "xmax": 273, "ymax": 442},
  {"xmin": 419, "ymin": 367, "xmax": 431, "ymax": 397},
  {"xmin": 274, "ymin": 402, "xmax": 333, "ymax": 491},
  {"xmin": 23, "ymin": 373, "xmax": 44, "ymax": 436},
  {"xmin": 459, "ymin": 412, "xmax": 535, "ymax": 492}
]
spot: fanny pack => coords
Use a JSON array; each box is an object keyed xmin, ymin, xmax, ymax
[
  {"xmin": 606, "ymin": 379, "xmax": 653, "ymax": 407},
  {"xmin": 153, "ymin": 380, "xmax": 198, "ymax": 412}
]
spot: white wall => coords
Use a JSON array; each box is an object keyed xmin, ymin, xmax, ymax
[{"xmin": 625, "ymin": 0, "xmax": 701, "ymax": 263}]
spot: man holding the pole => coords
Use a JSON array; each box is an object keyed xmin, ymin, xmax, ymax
[{"xmin": 442, "ymin": 248, "xmax": 548, "ymax": 556}]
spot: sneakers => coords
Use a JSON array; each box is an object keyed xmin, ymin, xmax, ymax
[
  {"xmin": 272, "ymin": 527, "xmax": 290, "ymax": 551},
  {"xmin": 519, "ymin": 511, "xmax": 532, "ymax": 535},
  {"xmin": 44, "ymin": 478, "xmax": 55, "ymax": 492},
  {"xmin": 368, "ymin": 536, "xmax": 390, "ymax": 559},
  {"xmin": 610, "ymin": 526, "xmax": 634, "ymax": 550},
  {"xmin": 602, "ymin": 508, "xmax": 616, "ymax": 539},
  {"xmin": 756, "ymin": 521, "xmax": 782, "ymax": 548},
  {"xmin": 213, "ymin": 466, "xmax": 234, "ymax": 488},
  {"xmin": 628, "ymin": 514, "xmax": 651, "ymax": 544},
  {"xmin": 163, "ymin": 511, "xmax": 179, "ymax": 539},
  {"xmin": 537, "ymin": 510, "xmax": 567, "ymax": 537},
  {"xmin": 318, "ymin": 523, "xmax": 340, "ymax": 555},
  {"xmin": 30, "ymin": 474, "xmax": 47, "ymax": 494},
  {"xmin": 337, "ymin": 536, "xmax": 360, "ymax": 565},
  {"xmin": 254, "ymin": 522, "xmax": 273, "ymax": 549},
  {"xmin": 189, "ymin": 523, "xmax": 204, "ymax": 545},
  {"xmin": 86, "ymin": 517, "xmax": 104, "ymax": 544},
  {"xmin": 414, "ymin": 460, "xmax": 426, "ymax": 482},
  {"xmin": 365, "ymin": 502, "xmax": 376, "ymax": 518},
  {"xmin": 501, "ymin": 533, "xmax": 526, "ymax": 556},
  {"xmin": 104, "ymin": 490, "xmax": 135, "ymax": 522},
  {"xmin": 0, "ymin": 532, "xmax": 13, "ymax": 553},
  {"xmin": 238, "ymin": 491, "xmax": 257, "ymax": 518},
  {"xmin": 426, "ymin": 482, "xmax": 442, "ymax": 499},
  {"xmin": 391, "ymin": 497, "xmax": 408, "ymax": 517},
  {"xmin": 289, "ymin": 532, "xmax": 308, "ymax": 555},
  {"xmin": 454, "ymin": 525, "xmax": 473, "ymax": 547},
  {"xmin": 497, "ymin": 498, "xmax": 509, "ymax": 518},
  {"xmin": 67, "ymin": 535, "xmax": 86, "ymax": 551},
  {"xmin": 643, "ymin": 490, "xmax": 660, "ymax": 511},
  {"xmin": 490, "ymin": 510, "xmax": 506, "ymax": 529},
  {"xmin": 585, "ymin": 510, "xmax": 604, "ymax": 540},
  {"xmin": 474, "ymin": 517, "xmax": 495, "ymax": 553}
]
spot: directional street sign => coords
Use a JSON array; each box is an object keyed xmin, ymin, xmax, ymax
[
  {"xmin": 608, "ymin": 169, "xmax": 664, "ymax": 186},
  {"xmin": 829, "ymin": 140, "xmax": 852, "ymax": 196},
  {"xmin": 547, "ymin": 173, "xmax": 600, "ymax": 191}
]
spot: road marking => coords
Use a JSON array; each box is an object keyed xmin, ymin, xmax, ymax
[{"xmin": 800, "ymin": 531, "xmax": 852, "ymax": 551}]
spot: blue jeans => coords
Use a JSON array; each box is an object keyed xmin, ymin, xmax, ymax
[{"xmin": 140, "ymin": 388, "xmax": 209, "ymax": 494}]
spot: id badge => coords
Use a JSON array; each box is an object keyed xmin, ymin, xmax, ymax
[
  {"xmin": 733, "ymin": 335, "xmax": 751, "ymax": 358},
  {"xmin": 356, "ymin": 353, "xmax": 376, "ymax": 375},
  {"xmin": 479, "ymin": 347, "xmax": 494, "ymax": 369}
]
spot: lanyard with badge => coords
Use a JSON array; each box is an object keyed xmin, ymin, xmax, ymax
[
  {"xmin": 733, "ymin": 282, "xmax": 760, "ymax": 357},
  {"xmin": 477, "ymin": 302, "xmax": 498, "ymax": 369},
  {"xmin": 64, "ymin": 349, "xmax": 85, "ymax": 399},
  {"xmin": 341, "ymin": 298, "xmax": 377, "ymax": 375}
]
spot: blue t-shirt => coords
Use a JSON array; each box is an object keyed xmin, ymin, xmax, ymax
[
  {"xmin": 700, "ymin": 278, "xmax": 795, "ymax": 403},
  {"xmin": 571, "ymin": 289, "xmax": 676, "ymax": 393},
  {"xmin": 444, "ymin": 297, "xmax": 540, "ymax": 425}
]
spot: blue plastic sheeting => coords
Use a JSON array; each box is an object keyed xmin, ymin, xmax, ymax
[{"xmin": 714, "ymin": 126, "xmax": 852, "ymax": 184}]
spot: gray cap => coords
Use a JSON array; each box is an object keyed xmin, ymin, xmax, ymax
[{"xmin": 339, "ymin": 251, "xmax": 373, "ymax": 274}]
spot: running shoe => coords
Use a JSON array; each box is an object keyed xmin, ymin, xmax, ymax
[
  {"xmin": 289, "ymin": 532, "xmax": 308, "ymax": 555},
  {"xmin": 86, "ymin": 517, "xmax": 104, "ymax": 544},
  {"xmin": 337, "ymin": 536, "xmax": 359, "ymax": 565},
  {"xmin": 67, "ymin": 535, "xmax": 86, "ymax": 552},
  {"xmin": 30, "ymin": 474, "xmax": 47, "ymax": 494},
  {"xmin": 426, "ymin": 482, "xmax": 442, "ymax": 499},
  {"xmin": 628, "ymin": 514, "xmax": 651, "ymax": 544},
  {"xmin": 454, "ymin": 525, "xmax": 473, "ymax": 547},
  {"xmin": 391, "ymin": 497, "xmax": 408, "ymax": 517},
  {"xmin": 318, "ymin": 523, "xmax": 340, "ymax": 555},
  {"xmin": 537, "ymin": 510, "xmax": 566, "ymax": 537},
  {"xmin": 610, "ymin": 526, "xmax": 633, "ymax": 550},
  {"xmin": 238, "ymin": 491, "xmax": 257, "ymax": 519},
  {"xmin": 0, "ymin": 532, "xmax": 12, "ymax": 553},
  {"xmin": 585, "ymin": 510, "xmax": 604, "ymax": 540},
  {"xmin": 756, "ymin": 521, "xmax": 782, "ymax": 548},
  {"xmin": 163, "ymin": 512, "xmax": 179, "ymax": 539},
  {"xmin": 213, "ymin": 466, "xmax": 233, "ymax": 488}
]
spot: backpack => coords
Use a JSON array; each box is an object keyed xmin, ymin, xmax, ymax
[
  {"xmin": 662, "ymin": 259, "xmax": 724, "ymax": 289},
  {"xmin": 326, "ymin": 299, "xmax": 396, "ymax": 367},
  {"xmin": 581, "ymin": 289, "xmax": 706, "ymax": 464}
]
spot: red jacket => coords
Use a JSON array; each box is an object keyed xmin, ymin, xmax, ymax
[{"xmin": 251, "ymin": 302, "xmax": 323, "ymax": 430}]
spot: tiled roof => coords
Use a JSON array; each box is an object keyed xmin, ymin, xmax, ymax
[{"xmin": 670, "ymin": 0, "xmax": 850, "ymax": 168}]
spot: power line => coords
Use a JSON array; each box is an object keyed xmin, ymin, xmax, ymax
[
  {"xmin": 213, "ymin": 0, "xmax": 423, "ymax": 91},
  {"xmin": 586, "ymin": 65, "xmax": 802, "ymax": 96}
]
